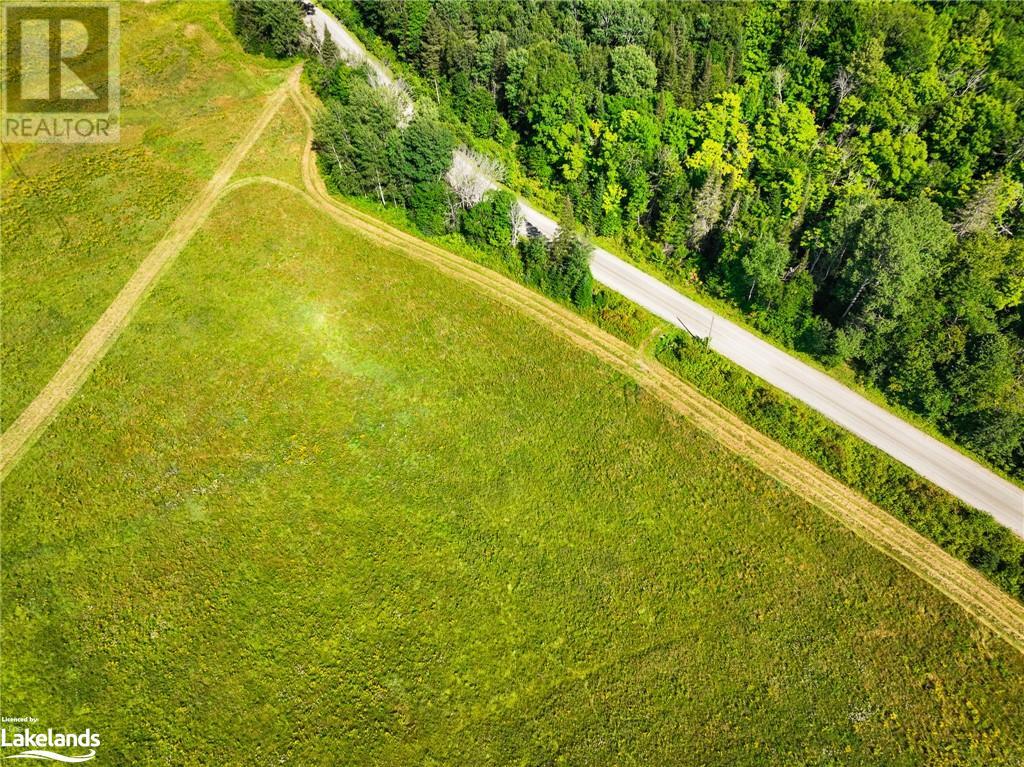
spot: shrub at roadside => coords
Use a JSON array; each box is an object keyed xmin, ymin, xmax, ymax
[{"xmin": 309, "ymin": 55, "xmax": 598, "ymax": 313}]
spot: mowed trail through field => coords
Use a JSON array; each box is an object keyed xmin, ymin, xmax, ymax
[
  {"xmin": 3, "ymin": 68, "xmax": 1024, "ymax": 655},
  {"xmin": 0, "ymin": 69, "xmax": 300, "ymax": 479}
]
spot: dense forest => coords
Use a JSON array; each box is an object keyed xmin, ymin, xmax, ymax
[{"xmin": 339, "ymin": 0, "xmax": 1024, "ymax": 479}]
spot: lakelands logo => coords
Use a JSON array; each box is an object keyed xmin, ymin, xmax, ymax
[
  {"xmin": 1, "ymin": 1, "xmax": 120, "ymax": 143},
  {"xmin": 0, "ymin": 720, "xmax": 99, "ymax": 763}
]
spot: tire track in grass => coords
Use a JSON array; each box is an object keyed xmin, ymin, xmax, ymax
[{"xmin": 0, "ymin": 69, "xmax": 301, "ymax": 479}]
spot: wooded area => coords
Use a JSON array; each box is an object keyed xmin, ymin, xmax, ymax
[{"xmin": 347, "ymin": 0, "xmax": 1024, "ymax": 479}]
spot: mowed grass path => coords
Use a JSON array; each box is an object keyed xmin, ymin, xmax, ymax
[
  {"xmin": 4, "ymin": 178, "xmax": 1023, "ymax": 765},
  {"xmin": 0, "ymin": 1, "xmax": 291, "ymax": 429}
]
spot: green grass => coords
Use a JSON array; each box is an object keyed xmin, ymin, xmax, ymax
[
  {"xmin": 235, "ymin": 95, "xmax": 307, "ymax": 189},
  {"xmin": 0, "ymin": 0, "xmax": 292, "ymax": 429},
  {"xmin": 321, "ymin": 184, "xmax": 659, "ymax": 348},
  {"xmin": 4, "ymin": 169, "xmax": 1024, "ymax": 764}
]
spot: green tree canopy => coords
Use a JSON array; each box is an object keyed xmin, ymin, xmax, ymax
[{"xmin": 230, "ymin": 0, "xmax": 304, "ymax": 59}]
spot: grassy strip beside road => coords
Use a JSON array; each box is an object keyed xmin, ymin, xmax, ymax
[
  {"xmin": 656, "ymin": 331, "xmax": 1024, "ymax": 602},
  {"xmin": 589, "ymin": 229, "xmax": 1024, "ymax": 491}
]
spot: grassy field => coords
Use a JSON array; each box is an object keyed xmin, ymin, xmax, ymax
[
  {"xmin": 4, "ymin": 93, "xmax": 1024, "ymax": 763},
  {"xmin": 4, "ymin": 4, "xmax": 1024, "ymax": 765},
  {"xmin": 0, "ymin": 1, "xmax": 292, "ymax": 429}
]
